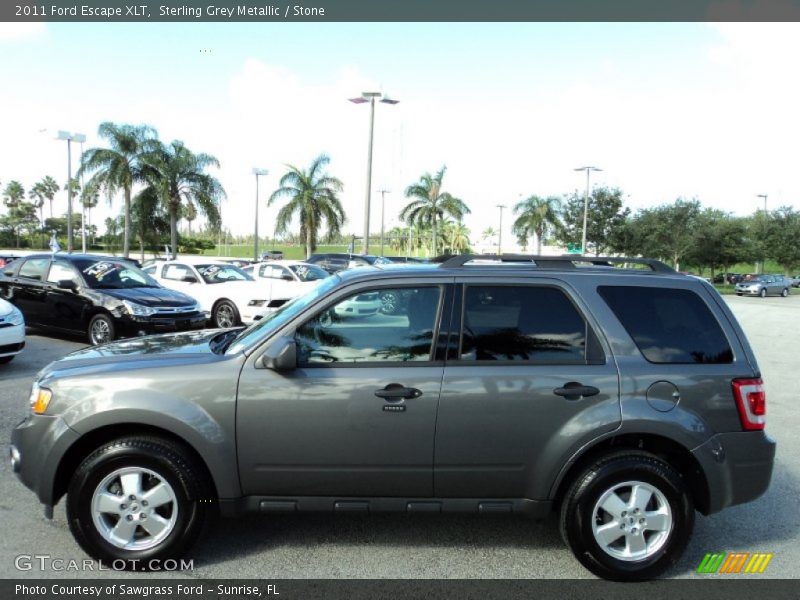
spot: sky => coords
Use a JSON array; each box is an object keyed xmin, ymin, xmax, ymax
[{"xmin": 1, "ymin": 21, "xmax": 799, "ymax": 247}]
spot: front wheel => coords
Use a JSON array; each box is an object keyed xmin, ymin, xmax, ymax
[
  {"xmin": 759, "ymin": 287, "xmax": 767, "ymax": 298},
  {"xmin": 212, "ymin": 300, "xmax": 240, "ymax": 328},
  {"xmin": 67, "ymin": 436, "xmax": 212, "ymax": 569},
  {"xmin": 559, "ymin": 451, "xmax": 694, "ymax": 581},
  {"xmin": 781, "ymin": 288, "xmax": 789, "ymax": 297},
  {"xmin": 88, "ymin": 313, "xmax": 116, "ymax": 345}
]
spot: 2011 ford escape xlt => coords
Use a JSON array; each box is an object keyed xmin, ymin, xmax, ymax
[{"xmin": 9, "ymin": 255, "xmax": 776, "ymax": 580}]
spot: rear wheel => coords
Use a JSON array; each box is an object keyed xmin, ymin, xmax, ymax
[
  {"xmin": 559, "ymin": 451, "xmax": 694, "ymax": 581},
  {"xmin": 212, "ymin": 300, "xmax": 239, "ymax": 328},
  {"xmin": 66, "ymin": 436, "xmax": 212, "ymax": 570},
  {"xmin": 781, "ymin": 288, "xmax": 789, "ymax": 297},
  {"xmin": 759, "ymin": 287, "xmax": 767, "ymax": 298},
  {"xmin": 88, "ymin": 313, "xmax": 116, "ymax": 345}
]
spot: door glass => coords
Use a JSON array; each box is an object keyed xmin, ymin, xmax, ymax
[
  {"xmin": 18, "ymin": 258, "xmax": 50, "ymax": 281},
  {"xmin": 460, "ymin": 285, "xmax": 589, "ymax": 363},
  {"xmin": 46, "ymin": 262, "xmax": 79, "ymax": 284},
  {"xmin": 163, "ymin": 264, "xmax": 192, "ymax": 281},
  {"xmin": 296, "ymin": 286, "xmax": 442, "ymax": 365}
]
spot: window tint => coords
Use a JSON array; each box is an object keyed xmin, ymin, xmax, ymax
[
  {"xmin": 18, "ymin": 258, "xmax": 50, "ymax": 281},
  {"xmin": 598, "ymin": 286, "xmax": 733, "ymax": 364},
  {"xmin": 296, "ymin": 286, "xmax": 442, "ymax": 365},
  {"xmin": 47, "ymin": 261, "xmax": 79, "ymax": 284},
  {"xmin": 460, "ymin": 285, "xmax": 589, "ymax": 363}
]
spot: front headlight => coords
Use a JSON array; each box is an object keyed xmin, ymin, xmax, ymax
[
  {"xmin": 5, "ymin": 307, "xmax": 24, "ymax": 326},
  {"xmin": 29, "ymin": 383, "xmax": 53, "ymax": 415},
  {"xmin": 122, "ymin": 300, "xmax": 157, "ymax": 317}
]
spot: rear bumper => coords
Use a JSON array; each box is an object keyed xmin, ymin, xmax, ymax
[{"xmin": 692, "ymin": 430, "xmax": 776, "ymax": 514}]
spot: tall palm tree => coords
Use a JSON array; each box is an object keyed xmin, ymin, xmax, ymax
[
  {"xmin": 80, "ymin": 180, "xmax": 100, "ymax": 246},
  {"xmin": 400, "ymin": 166, "xmax": 470, "ymax": 256},
  {"xmin": 79, "ymin": 122, "xmax": 158, "ymax": 258},
  {"xmin": 3, "ymin": 181, "xmax": 28, "ymax": 248},
  {"xmin": 29, "ymin": 182, "xmax": 47, "ymax": 227},
  {"xmin": 183, "ymin": 200, "xmax": 197, "ymax": 234},
  {"xmin": 39, "ymin": 176, "xmax": 60, "ymax": 219},
  {"xmin": 141, "ymin": 140, "xmax": 224, "ymax": 258},
  {"xmin": 441, "ymin": 221, "xmax": 471, "ymax": 254},
  {"xmin": 268, "ymin": 154, "xmax": 345, "ymax": 260},
  {"xmin": 512, "ymin": 195, "xmax": 563, "ymax": 254}
]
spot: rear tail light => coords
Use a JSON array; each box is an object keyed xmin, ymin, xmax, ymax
[{"xmin": 732, "ymin": 378, "xmax": 766, "ymax": 431}]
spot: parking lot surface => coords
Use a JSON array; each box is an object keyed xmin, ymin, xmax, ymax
[{"xmin": 1, "ymin": 295, "xmax": 798, "ymax": 579}]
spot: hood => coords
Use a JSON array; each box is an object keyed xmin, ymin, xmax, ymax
[
  {"xmin": 37, "ymin": 329, "xmax": 231, "ymax": 381},
  {"xmin": 97, "ymin": 286, "xmax": 197, "ymax": 307}
]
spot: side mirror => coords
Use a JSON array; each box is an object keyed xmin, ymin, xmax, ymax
[
  {"xmin": 57, "ymin": 279, "xmax": 77, "ymax": 291},
  {"xmin": 257, "ymin": 336, "xmax": 297, "ymax": 372},
  {"xmin": 182, "ymin": 275, "xmax": 199, "ymax": 283}
]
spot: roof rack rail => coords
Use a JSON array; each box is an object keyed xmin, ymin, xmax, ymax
[{"xmin": 436, "ymin": 254, "xmax": 674, "ymax": 273}]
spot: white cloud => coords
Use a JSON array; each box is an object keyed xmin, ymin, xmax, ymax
[{"xmin": 0, "ymin": 22, "xmax": 46, "ymax": 42}]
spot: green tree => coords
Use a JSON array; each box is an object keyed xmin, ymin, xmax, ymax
[
  {"xmin": 39, "ymin": 176, "xmax": 60, "ymax": 219},
  {"xmin": 559, "ymin": 187, "xmax": 630, "ymax": 255},
  {"xmin": 142, "ymin": 139, "xmax": 224, "ymax": 258},
  {"xmin": 628, "ymin": 199, "xmax": 702, "ymax": 270},
  {"xmin": 764, "ymin": 207, "xmax": 800, "ymax": 274},
  {"xmin": 400, "ymin": 166, "xmax": 470, "ymax": 256},
  {"xmin": 29, "ymin": 181, "xmax": 47, "ymax": 227},
  {"xmin": 183, "ymin": 200, "xmax": 197, "ymax": 234},
  {"xmin": 131, "ymin": 186, "xmax": 170, "ymax": 260},
  {"xmin": 441, "ymin": 220, "xmax": 472, "ymax": 254},
  {"xmin": 79, "ymin": 122, "xmax": 159, "ymax": 258},
  {"xmin": 512, "ymin": 195, "xmax": 562, "ymax": 254},
  {"xmin": 268, "ymin": 154, "xmax": 346, "ymax": 260},
  {"xmin": 684, "ymin": 210, "xmax": 749, "ymax": 277}
]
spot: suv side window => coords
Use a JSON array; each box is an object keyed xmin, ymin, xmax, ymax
[
  {"xmin": 18, "ymin": 258, "xmax": 50, "ymax": 281},
  {"xmin": 296, "ymin": 286, "xmax": 442, "ymax": 365},
  {"xmin": 460, "ymin": 285, "xmax": 595, "ymax": 363},
  {"xmin": 598, "ymin": 286, "xmax": 733, "ymax": 364}
]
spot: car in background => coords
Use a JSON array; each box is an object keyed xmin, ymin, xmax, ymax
[
  {"xmin": 0, "ymin": 253, "xmax": 23, "ymax": 269},
  {"xmin": 0, "ymin": 296, "xmax": 25, "ymax": 363},
  {"xmin": 223, "ymin": 258, "xmax": 255, "ymax": 269},
  {"xmin": 0, "ymin": 253, "xmax": 205, "ymax": 345},
  {"xmin": 260, "ymin": 250, "xmax": 285, "ymax": 261},
  {"xmin": 735, "ymin": 274, "xmax": 791, "ymax": 297},
  {"xmin": 307, "ymin": 253, "xmax": 393, "ymax": 273},
  {"xmin": 791, "ymin": 275, "xmax": 800, "ymax": 288},
  {"xmin": 242, "ymin": 260, "xmax": 330, "ymax": 300},
  {"xmin": 144, "ymin": 258, "xmax": 280, "ymax": 328},
  {"xmin": 384, "ymin": 256, "xmax": 427, "ymax": 264}
]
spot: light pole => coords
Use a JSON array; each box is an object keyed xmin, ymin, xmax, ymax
[
  {"xmin": 252, "ymin": 168, "xmax": 268, "ymax": 261},
  {"xmin": 349, "ymin": 92, "xmax": 399, "ymax": 255},
  {"xmin": 56, "ymin": 131, "xmax": 86, "ymax": 252},
  {"xmin": 496, "ymin": 204, "xmax": 506, "ymax": 255},
  {"xmin": 378, "ymin": 188, "xmax": 390, "ymax": 256},
  {"xmin": 574, "ymin": 166, "xmax": 602, "ymax": 254},
  {"xmin": 757, "ymin": 194, "xmax": 768, "ymax": 213}
]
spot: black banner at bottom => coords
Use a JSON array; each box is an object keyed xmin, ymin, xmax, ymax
[{"xmin": 3, "ymin": 579, "xmax": 800, "ymax": 600}]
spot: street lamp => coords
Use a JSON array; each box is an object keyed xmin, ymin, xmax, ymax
[
  {"xmin": 574, "ymin": 166, "xmax": 602, "ymax": 254},
  {"xmin": 349, "ymin": 91, "xmax": 399, "ymax": 255},
  {"xmin": 378, "ymin": 188, "xmax": 390, "ymax": 256},
  {"xmin": 496, "ymin": 204, "xmax": 506, "ymax": 255},
  {"xmin": 56, "ymin": 130, "xmax": 86, "ymax": 252},
  {"xmin": 252, "ymin": 168, "xmax": 269, "ymax": 261},
  {"xmin": 757, "ymin": 194, "xmax": 768, "ymax": 213}
]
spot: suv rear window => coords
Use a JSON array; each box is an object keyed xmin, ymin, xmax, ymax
[
  {"xmin": 460, "ymin": 285, "xmax": 598, "ymax": 363},
  {"xmin": 598, "ymin": 286, "xmax": 733, "ymax": 364}
]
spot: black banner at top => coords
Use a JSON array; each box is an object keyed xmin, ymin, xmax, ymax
[{"xmin": 4, "ymin": 0, "xmax": 800, "ymax": 22}]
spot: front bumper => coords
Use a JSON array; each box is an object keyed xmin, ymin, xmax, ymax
[
  {"xmin": 117, "ymin": 312, "xmax": 208, "ymax": 335},
  {"xmin": 735, "ymin": 287, "xmax": 762, "ymax": 296},
  {"xmin": 10, "ymin": 413, "xmax": 81, "ymax": 508},
  {"xmin": 0, "ymin": 322, "xmax": 25, "ymax": 356},
  {"xmin": 692, "ymin": 430, "xmax": 776, "ymax": 514}
]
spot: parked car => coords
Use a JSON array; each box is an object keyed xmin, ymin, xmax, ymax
[
  {"xmin": 10, "ymin": 254, "xmax": 775, "ymax": 580},
  {"xmin": 222, "ymin": 258, "xmax": 255, "ymax": 269},
  {"xmin": 0, "ymin": 253, "xmax": 205, "ymax": 345},
  {"xmin": 143, "ymin": 258, "xmax": 278, "ymax": 328},
  {"xmin": 260, "ymin": 250, "xmax": 285, "ymax": 261},
  {"xmin": 791, "ymin": 275, "xmax": 800, "ymax": 288},
  {"xmin": 0, "ymin": 252, "xmax": 23, "ymax": 269},
  {"xmin": 734, "ymin": 274, "xmax": 791, "ymax": 297},
  {"xmin": 0, "ymin": 296, "xmax": 25, "ymax": 363},
  {"xmin": 307, "ymin": 253, "xmax": 392, "ymax": 273},
  {"xmin": 242, "ymin": 260, "xmax": 330, "ymax": 301},
  {"xmin": 384, "ymin": 256, "xmax": 427, "ymax": 264}
]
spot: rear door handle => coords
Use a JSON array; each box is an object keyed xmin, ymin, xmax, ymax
[
  {"xmin": 553, "ymin": 382, "xmax": 600, "ymax": 400},
  {"xmin": 375, "ymin": 383, "xmax": 423, "ymax": 400}
]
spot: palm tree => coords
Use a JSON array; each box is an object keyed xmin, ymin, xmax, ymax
[
  {"xmin": 141, "ymin": 140, "xmax": 224, "ymax": 258},
  {"xmin": 512, "ymin": 195, "xmax": 563, "ymax": 254},
  {"xmin": 39, "ymin": 176, "xmax": 60, "ymax": 219},
  {"xmin": 28, "ymin": 182, "xmax": 47, "ymax": 228},
  {"xmin": 79, "ymin": 122, "xmax": 158, "ymax": 258},
  {"xmin": 400, "ymin": 166, "xmax": 470, "ymax": 256},
  {"xmin": 80, "ymin": 180, "xmax": 100, "ymax": 246},
  {"xmin": 268, "ymin": 154, "xmax": 345, "ymax": 260},
  {"xmin": 183, "ymin": 201, "xmax": 197, "ymax": 234},
  {"xmin": 441, "ymin": 221, "xmax": 471, "ymax": 254},
  {"xmin": 3, "ymin": 181, "xmax": 28, "ymax": 248}
]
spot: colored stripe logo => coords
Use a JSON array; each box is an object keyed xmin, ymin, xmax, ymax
[{"xmin": 697, "ymin": 552, "xmax": 773, "ymax": 574}]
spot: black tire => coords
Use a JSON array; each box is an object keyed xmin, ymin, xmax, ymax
[
  {"xmin": 87, "ymin": 313, "xmax": 116, "ymax": 345},
  {"xmin": 0, "ymin": 355, "xmax": 14, "ymax": 364},
  {"xmin": 212, "ymin": 299, "xmax": 240, "ymax": 328},
  {"xmin": 559, "ymin": 451, "xmax": 694, "ymax": 581},
  {"xmin": 66, "ymin": 436, "xmax": 212, "ymax": 570},
  {"xmin": 759, "ymin": 287, "xmax": 767, "ymax": 298},
  {"xmin": 781, "ymin": 288, "xmax": 789, "ymax": 297}
]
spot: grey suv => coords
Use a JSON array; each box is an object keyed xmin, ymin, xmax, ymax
[{"xmin": 9, "ymin": 255, "xmax": 775, "ymax": 580}]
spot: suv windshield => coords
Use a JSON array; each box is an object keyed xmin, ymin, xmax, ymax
[
  {"xmin": 196, "ymin": 263, "xmax": 253, "ymax": 284},
  {"xmin": 289, "ymin": 264, "xmax": 329, "ymax": 281},
  {"xmin": 74, "ymin": 259, "xmax": 159, "ymax": 289}
]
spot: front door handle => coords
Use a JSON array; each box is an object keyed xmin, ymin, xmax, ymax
[
  {"xmin": 374, "ymin": 383, "xmax": 423, "ymax": 401},
  {"xmin": 553, "ymin": 382, "xmax": 600, "ymax": 400}
]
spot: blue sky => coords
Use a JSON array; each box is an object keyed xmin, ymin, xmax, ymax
[{"xmin": 1, "ymin": 21, "xmax": 797, "ymax": 244}]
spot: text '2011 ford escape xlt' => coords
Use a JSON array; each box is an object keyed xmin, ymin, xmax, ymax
[{"xmin": 9, "ymin": 255, "xmax": 775, "ymax": 580}]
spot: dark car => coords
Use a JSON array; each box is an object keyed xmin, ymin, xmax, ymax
[
  {"xmin": 308, "ymin": 253, "xmax": 394, "ymax": 273},
  {"xmin": 0, "ymin": 253, "xmax": 207, "ymax": 344},
  {"xmin": 384, "ymin": 256, "xmax": 427, "ymax": 264}
]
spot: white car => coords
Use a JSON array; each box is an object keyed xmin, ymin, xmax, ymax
[
  {"xmin": 242, "ymin": 260, "xmax": 330, "ymax": 301},
  {"xmin": 0, "ymin": 297, "xmax": 25, "ymax": 364},
  {"xmin": 143, "ymin": 259, "xmax": 283, "ymax": 328}
]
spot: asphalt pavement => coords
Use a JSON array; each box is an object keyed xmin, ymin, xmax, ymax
[{"xmin": 0, "ymin": 296, "xmax": 797, "ymax": 579}]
